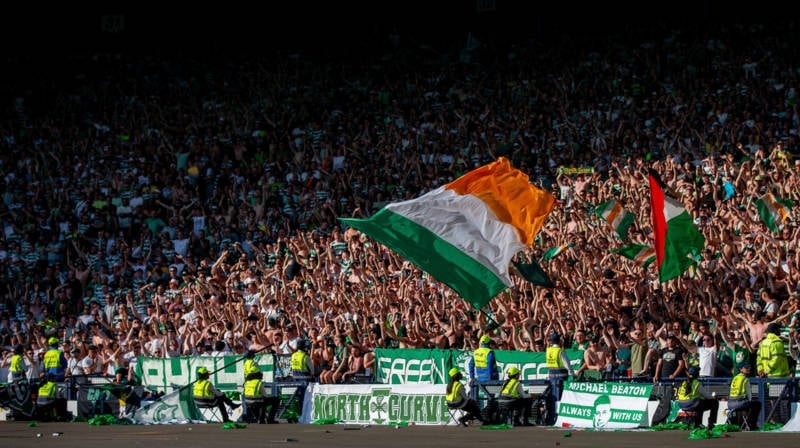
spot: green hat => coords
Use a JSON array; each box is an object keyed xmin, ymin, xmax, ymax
[
  {"xmin": 197, "ymin": 366, "xmax": 209, "ymax": 375},
  {"xmin": 449, "ymin": 368, "xmax": 460, "ymax": 378},
  {"xmin": 507, "ymin": 366, "xmax": 520, "ymax": 376},
  {"xmin": 48, "ymin": 337, "xmax": 59, "ymax": 346},
  {"xmin": 480, "ymin": 335, "xmax": 491, "ymax": 344}
]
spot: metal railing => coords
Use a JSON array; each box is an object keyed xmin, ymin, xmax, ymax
[{"xmin": 466, "ymin": 377, "xmax": 797, "ymax": 428}]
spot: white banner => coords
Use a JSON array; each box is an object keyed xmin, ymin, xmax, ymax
[
  {"xmin": 131, "ymin": 387, "xmax": 204, "ymax": 424},
  {"xmin": 138, "ymin": 354, "xmax": 274, "ymax": 392},
  {"xmin": 555, "ymin": 381, "xmax": 652, "ymax": 429},
  {"xmin": 302, "ymin": 383, "xmax": 456, "ymax": 425}
]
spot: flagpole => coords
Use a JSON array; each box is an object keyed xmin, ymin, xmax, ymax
[{"xmin": 478, "ymin": 305, "xmax": 504, "ymax": 334}]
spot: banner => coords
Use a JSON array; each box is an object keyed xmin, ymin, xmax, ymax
[
  {"xmin": 302, "ymin": 383, "xmax": 452, "ymax": 425},
  {"xmin": 374, "ymin": 349, "xmax": 451, "ymax": 384},
  {"xmin": 492, "ymin": 349, "xmax": 582, "ymax": 381},
  {"xmin": 135, "ymin": 354, "xmax": 274, "ymax": 392},
  {"xmin": 0, "ymin": 381, "xmax": 35, "ymax": 418},
  {"xmin": 555, "ymin": 381, "xmax": 652, "ymax": 429},
  {"xmin": 77, "ymin": 384, "xmax": 146, "ymax": 418},
  {"xmin": 374, "ymin": 349, "xmax": 583, "ymax": 384},
  {"xmin": 131, "ymin": 386, "xmax": 204, "ymax": 424},
  {"xmin": 557, "ymin": 166, "xmax": 594, "ymax": 175}
]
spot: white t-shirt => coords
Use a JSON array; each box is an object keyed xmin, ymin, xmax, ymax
[{"xmin": 697, "ymin": 345, "xmax": 716, "ymax": 377}]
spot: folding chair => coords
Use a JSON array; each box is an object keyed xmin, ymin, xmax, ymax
[
  {"xmin": 193, "ymin": 397, "xmax": 226, "ymax": 423},
  {"xmin": 724, "ymin": 406, "xmax": 752, "ymax": 431},
  {"xmin": 673, "ymin": 408, "xmax": 698, "ymax": 427},
  {"xmin": 192, "ymin": 397, "xmax": 242, "ymax": 422},
  {"xmin": 446, "ymin": 402, "xmax": 468, "ymax": 426}
]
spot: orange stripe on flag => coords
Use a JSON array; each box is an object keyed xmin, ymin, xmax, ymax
[
  {"xmin": 766, "ymin": 193, "xmax": 789, "ymax": 222},
  {"xmin": 635, "ymin": 248, "xmax": 655, "ymax": 265},
  {"xmin": 605, "ymin": 203, "xmax": 622, "ymax": 229},
  {"xmin": 445, "ymin": 157, "xmax": 555, "ymax": 246}
]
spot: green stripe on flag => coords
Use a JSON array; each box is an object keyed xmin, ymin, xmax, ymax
[
  {"xmin": 542, "ymin": 243, "xmax": 573, "ymax": 262},
  {"xmin": 341, "ymin": 211, "xmax": 507, "ymax": 309},
  {"xmin": 756, "ymin": 193, "xmax": 794, "ymax": 234}
]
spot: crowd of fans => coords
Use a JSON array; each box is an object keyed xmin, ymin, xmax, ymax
[{"xmin": 1, "ymin": 20, "xmax": 800, "ymax": 385}]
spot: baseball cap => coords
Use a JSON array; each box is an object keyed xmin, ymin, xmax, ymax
[
  {"xmin": 449, "ymin": 368, "xmax": 460, "ymax": 378},
  {"xmin": 480, "ymin": 335, "xmax": 491, "ymax": 344},
  {"xmin": 737, "ymin": 362, "xmax": 751, "ymax": 370}
]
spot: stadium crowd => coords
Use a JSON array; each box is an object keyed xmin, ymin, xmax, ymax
[{"xmin": 1, "ymin": 20, "xmax": 800, "ymax": 385}]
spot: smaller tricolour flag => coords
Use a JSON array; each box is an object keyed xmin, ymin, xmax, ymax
[
  {"xmin": 612, "ymin": 244, "xmax": 656, "ymax": 269},
  {"xmin": 595, "ymin": 199, "xmax": 635, "ymax": 240},
  {"xmin": 541, "ymin": 242, "xmax": 574, "ymax": 262},
  {"xmin": 756, "ymin": 193, "xmax": 794, "ymax": 234}
]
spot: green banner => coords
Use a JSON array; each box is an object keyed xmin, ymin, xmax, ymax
[
  {"xmin": 556, "ymin": 381, "xmax": 652, "ymax": 429},
  {"xmin": 135, "ymin": 354, "xmax": 274, "ymax": 392},
  {"xmin": 492, "ymin": 349, "xmax": 583, "ymax": 381},
  {"xmin": 373, "ymin": 349, "xmax": 451, "ymax": 384},
  {"xmin": 374, "ymin": 349, "xmax": 583, "ymax": 384}
]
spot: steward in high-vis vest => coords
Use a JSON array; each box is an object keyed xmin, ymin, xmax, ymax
[
  {"xmin": 8, "ymin": 344, "xmax": 26, "ymax": 382},
  {"xmin": 43, "ymin": 337, "xmax": 66, "ymax": 381},
  {"xmin": 727, "ymin": 362, "xmax": 760, "ymax": 430},
  {"xmin": 192, "ymin": 366, "xmax": 239, "ymax": 423},
  {"xmin": 544, "ymin": 333, "xmax": 573, "ymax": 425},
  {"xmin": 290, "ymin": 340, "xmax": 314, "ymax": 380},
  {"xmin": 445, "ymin": 368, "xmax": 484, "ymax": 427},
  {"xmin": 757, "ymin": 323, "xmax": 790, "ymax": 378},
  {"xmin": 498, "ymin": 366, "xmax": 533, "ymax": 426},
  {"xmin": 242, "ymin": 365, "xmax": 280, "ymax": 424},
  {"xmin": 468, "ymin": 335, "xmax": 498, "ymax": 383},
  {"xmin": 243, "ymin": 350, "xmax": 258, "ymax": 381},
  {"xmin": 545, "ymin": 333, "xmax": 573, "ymax": 381},
  {"xmin": 36, "ymin": 373, "xmax": 68, "ymax": 421},
  {"xmin": 675, "ymin": 366, "xmax": 718, "ymax": 430}
]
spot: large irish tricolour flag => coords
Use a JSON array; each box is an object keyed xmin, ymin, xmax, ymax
[
  {"xmin": 340, "ymin": 158, "xmax": 555, "ymax": 309},
  {"xmin": 648, "ymin": 170, "xmax": 705, "ymax": 283}
]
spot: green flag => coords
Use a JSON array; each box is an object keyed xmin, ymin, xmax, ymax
[{"xmin": 513, "ymin": 260, "xmax": 554, "ymax": 288}]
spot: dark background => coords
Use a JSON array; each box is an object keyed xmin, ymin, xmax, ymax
[
  {"xmin": 0, "ymin": 1, "xmax": 777, "ymax": 57},
  {"xmin": 0, "ymin": 1, "xmax": 789, "ymax": 110}
]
